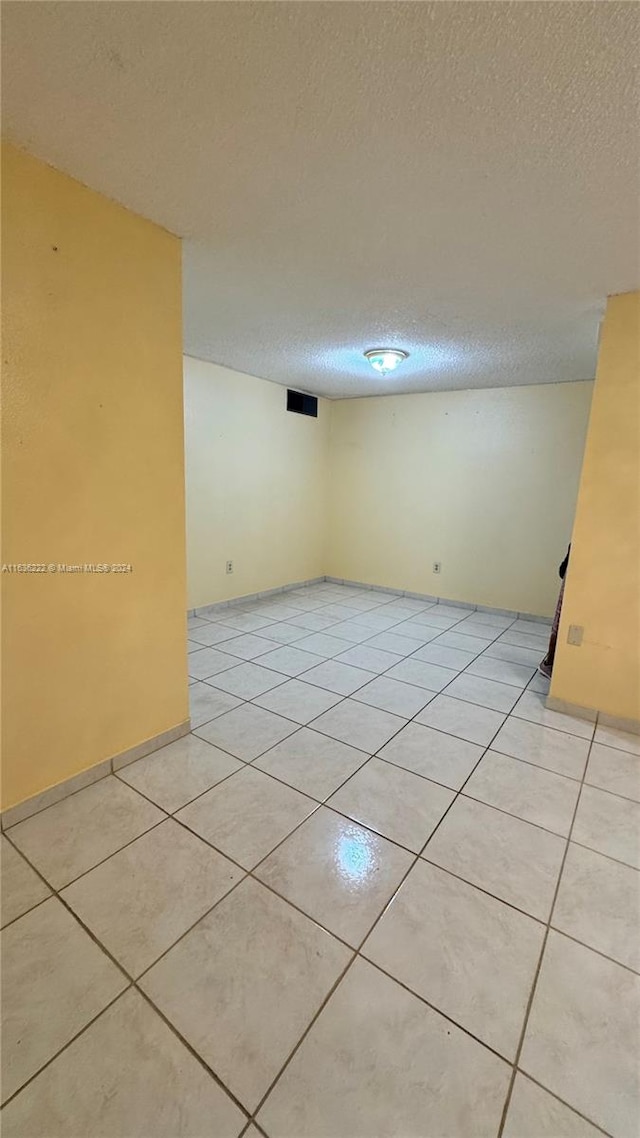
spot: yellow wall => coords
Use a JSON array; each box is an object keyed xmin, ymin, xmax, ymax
[
  {"xmin": 1, "ymin": 144, "xmax": 188, "ymax": 810},
  {"xmin": 327, "ymin": 382, "xmax": 593, "ymax": 616},
  {"xmin": 185, "ymin": 357, "xmax": 330, "ymax": 609},
  {"xmin": 551, "ymin": 292, "xmax": 640, "ymax": 722}
]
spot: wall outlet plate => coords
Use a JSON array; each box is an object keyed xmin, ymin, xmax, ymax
[
  {"xmin": 433, "ymin": 562, "xmax": 441, "ymax": 574},
  {"xmin": 225, "ymin": 560, "xmax": 233, "ymax": 574},
  {"xmin": 567, "ymin": 624, "xmax": 583, "ymax": 646}
]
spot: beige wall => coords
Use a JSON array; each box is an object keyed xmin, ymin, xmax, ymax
[
  {"xmin": 1, "ymin": 144, "xmax": 188, "ymax": 810},
  {"xmin": 185, "ymin": 357, "xmax": 330, "ymax": 609},
  {"xmin": 552, "ymin": 292, "xmax": 640, "ymax": 722},
  {"xmin": 327, "ymin": 383, "xmax": 593, "ymax": 616}
]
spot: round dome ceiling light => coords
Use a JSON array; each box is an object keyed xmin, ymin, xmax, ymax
[{"xmin": 364, "ymin": 348, "xmax": 409, "ymax": 376}]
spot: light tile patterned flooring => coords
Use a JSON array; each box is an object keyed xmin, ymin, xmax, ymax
[{"xmin": 2, "ymin": 582, "xmax": 639, "ymax": 1137}]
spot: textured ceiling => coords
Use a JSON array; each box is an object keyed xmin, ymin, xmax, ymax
[{"xmin": 3, "ymin": 2, "xmax": 639, "ymax": 398}]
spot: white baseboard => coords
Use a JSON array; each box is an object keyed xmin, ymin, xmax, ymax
[{"xmin": 1, "ymin": 719, "xmax": 191, "ymax": 830}]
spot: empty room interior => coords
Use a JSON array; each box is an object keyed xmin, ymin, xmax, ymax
[{"xmin": 1, "ymin": 3, "xmax": 639, "ymax": 1137}]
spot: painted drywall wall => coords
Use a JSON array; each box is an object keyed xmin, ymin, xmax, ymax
[
  {"xmin": 327, "ymin": 382, "xmax": 593, "ymax": 616},
  {"xmin": 551, "ymin": 292, "xmax": 640, "ymax": 722},
  {"xmin": 1, "ymin": 144, "xmax": 188, "ymax": 810},
  {"xmin": 184, "ymin": 357, "xmax": 330, "ymax": 609}
]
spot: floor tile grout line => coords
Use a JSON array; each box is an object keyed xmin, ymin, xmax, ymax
[
  {"xmin": 0, "ymin": 985, "xmax": 134, "ymax": 1112},
  {"xmin": 247, "ymin": 950, "xmax": 359, "ymax": 1125},
  {"xmin": 6, "ymin": 763, "xmax": 631, "ymax": 1125},
  {"xmin": 132, "ymin": 985, "xmax": 252, "ymax": 1123},
  {"xmin": 3, "ymin": 813, "xmax": 170, "ymax": 896},
  {"xmin": 511, "ymin": 1073, "xmax": 615, "ymax": 1138},
  {"xmin": 495, "ymin": 721, "xmax": 598, "ymax": 1138},
  {"xmin": 246, "ymin": 682, "xmax": 521, "ymax": 1126},
  {"xmin": 3, "ymin": 825, "xmax": 256, "ymax": 1119}
]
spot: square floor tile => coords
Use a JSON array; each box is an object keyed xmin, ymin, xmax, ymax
[
  {"xmin": 465, "ymin": 612, "xmax": 514, "ymax": 629},
  {"xmin": 453, "ymin": 620, "xmax": 502, "ymax": 641},
  {"xmin": 390, "ymin": 621, "xmax": 442, "ymax": 644},
  {"xmin": 303, "ymin": 659, "xmax": 376, "ymax": 695},
  {"xmin": 0, "ymin": 989, "xmax": 245, "ymax": 1138},
  {"xmin": 594, "ymin": 724, "xmax": 640, "ymax": 756},
  {"xmin": 260, "ymin": 621, "xmax": 310, "ymax": 644},
  {"xmin": 141, "ymin": 877, "xmax": 350, "ymax": 1111},
  {"xmin": 466, "ymin": 655, "xmax": 535, "ymax": 688},
  {"xmin": 424, "ymin": 795, "xmax": 565, "ymax": 920},
  {"xmin": 379, "ymin": 722, "xmax": 483, "ymax": 790},
  {"xmin": 498, "ymin": 626, "xmax": 548, "ymax": 647},
  {"xmin": 312, "ymin": 699, "xmax": 404, "ymax": 753},
  {"xmin": 521, "ymin": 931, "xmax": 640, "ymax": 1138},
  {"xmin": 464, "ymin": 751, "xmax": 579, "ymax": 836},
  {"xmin": 352, "ymin": 610, "xmax": 404, "ymax": 630},
  {"xmin": 329, "ymin": 756, "xmax": 454, "ymax": 852},
  {"xmin": 445, "ymin": 673, "xmax": 520, "ymax": 712},
  {"xmin": 492, "ymin": 717, "xmax": 590, "ymax": 780},
  {"xmin": 416, "ymin": 694, "xmax": 505, "ymax": 746},
  {"xmin": 412, "ymin": 643, "xmax": 477, "ymax": 670},
  {"xmin": 385, "ymin": 658, "xmax": 457, "ymax": 692},
  {"xmin": 510, "ymin": 619, "xmax": 552, "ymax": 635},
  {"xmin": 1, "ymin": 836, "xmax": 50, "ymax": 929},
  {"xmin": 256, "ymin": 807, "xmax": 412, "ymax": 946},
  {"xmin": 335, "ymin": 644, "xmax": 402, "ymax": 674},
  {"xmin": 553, "ymin": 842, "xmax": 640, "ymax": 973},
  {"xmin": 365, "ymin": 631, "xmax": 427, "ymax": 655},
  {"xmin": 253, "ymin": 678, "xmax": 341, "ymax": 724},
  {"xmin": 189, "ymin": 682, "xmax": 242, "ymax": 728},
  {"xmin": 62, "ymin": 820, "xmax": 243, "ymax": 977},
  {"xmin": 572, "ymin": 785, "xmax": 640, "ymax": 869},
  {"xmin": 8, "ymin": 777, "xmax": 164, "ymax": 889},
  {"xmin": 293, "ymin": 632, "xmax": 351, "ymax": 657},
  {"xmin": 527, "ymin": 671, "xmax": 551, "ymax": 695},
  {"xmin": 363, "ymin": 859, "xmax": 544, "ymax": 1058},
  {"xmin": 176, "ymin": 766, "xmax": 316, "ymax": 869},
  {"xmin": 254, "ymin": 729, "xmax": 368, "ymax": 801},
  {"xmin": 1, "ymin": 898, "xmax": 126, "ymax": 1103},
  {"xmin": 194, "ymin": 703, "xmax": 297, "ymax": 761},
  {"xmin": 188, "ymin": 647, "xmax": 239, "ymax": 681},
  {"xmin": 289, "ymin": 612, "xmax": 342, "ymax": 632},
  {"xmin": 406, "ymin": 611, "xmax": 461, "ymax": 631},
  {"xmin": 436, "ymin": 630, "xmax": 493, "ymax": 652},
  {"xmin": 353, "ymin": 676, "xmax": 434, "ymax": 718},
  {"xmin": 321, "ymin": 603, "xmax": 365, "ymax": 621},
  {"xmin": 257, "ymin": 645, "xmax": 325, "ymax": 677},
  {"xmin": 513, "ymin": 690, "xmax": 595, "ymax": 739},
  {"xmin": 188, "ymin": 616, "xmax": 212, "ymax": 632},
  {"xmin": 257, "ymin": 957, "xmax": 510, "ymax": 1138},
  {"xmin": 187, "ymin": 622, "xmax": 240, "ymax": 648},
  {"xmin": 586, "ymin": 742, "xmax": 640, "ymax": 802},
  {"xmin": 118, "ymin": 735, "xmax": 243, "ymax": 812},
  {"xmin": 221, "ymin": 632, "xmax": 280, "ymax": 660},
  {"xmin": 210, "ymin": 661, "xmax": 286, "ymax": 699},
  {"xmin": 503, "ymin": 1074, "xmax": 604, "ymax": 1138},
  {"xmin": 219, "ymin": 612, "xmax": 276, "ymax": 633},
  {"xmin": 485, "ymin": 641, "xmax": 543, "ymax": 668}
]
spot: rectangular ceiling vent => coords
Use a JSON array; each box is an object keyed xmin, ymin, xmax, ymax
[{"xmin": 287, "ymin": 389, "xmax": 318, "ymax": 418}]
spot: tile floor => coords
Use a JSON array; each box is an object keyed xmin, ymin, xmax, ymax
[{"xmin": 2, "ymin": 581, "xmax": 639, "ymax": 1137}]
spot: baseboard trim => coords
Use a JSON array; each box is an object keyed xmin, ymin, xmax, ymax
[
  {"xmin": 597, "ymin": 710, "xmax": 640, "ymax": 737},
  {"xmin": 111, "ymin": 720, "xmax": 191, "ymax": 772},
  {"xmin": 193, "ymin": 577, "xmax": 325, "ymax": 618},
  {"xmin": 545, "ymin": 697, "xmax": 598, "ymax": 724},
  {"xmin": 1, "ymin": 719, "xmax": 191, "ymax": 831},
  {"xmin": 188, "ymin": 576, "xmax": 553, "ymax": 626}
]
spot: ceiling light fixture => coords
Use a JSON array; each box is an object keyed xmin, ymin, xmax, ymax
[{"xmin": 364, "ymin": 348, "xmax": 409, "ymax": 376}]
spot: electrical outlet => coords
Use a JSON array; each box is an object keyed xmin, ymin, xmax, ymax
[
  {"xmin": 433, "ymin": 562, "xmax": 441, "ymax": 574},
  {"xmin": 567, "ymin": 624, "xmax": 583, "ymax": 646},
  {"xmin": 225, "ymin": 560, "xmax": 233, "ymax": 575}
]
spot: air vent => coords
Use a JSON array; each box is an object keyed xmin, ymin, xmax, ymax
[{"xmin": 287, "ymin": 389, "xmax": 318, "ymax": 418}]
